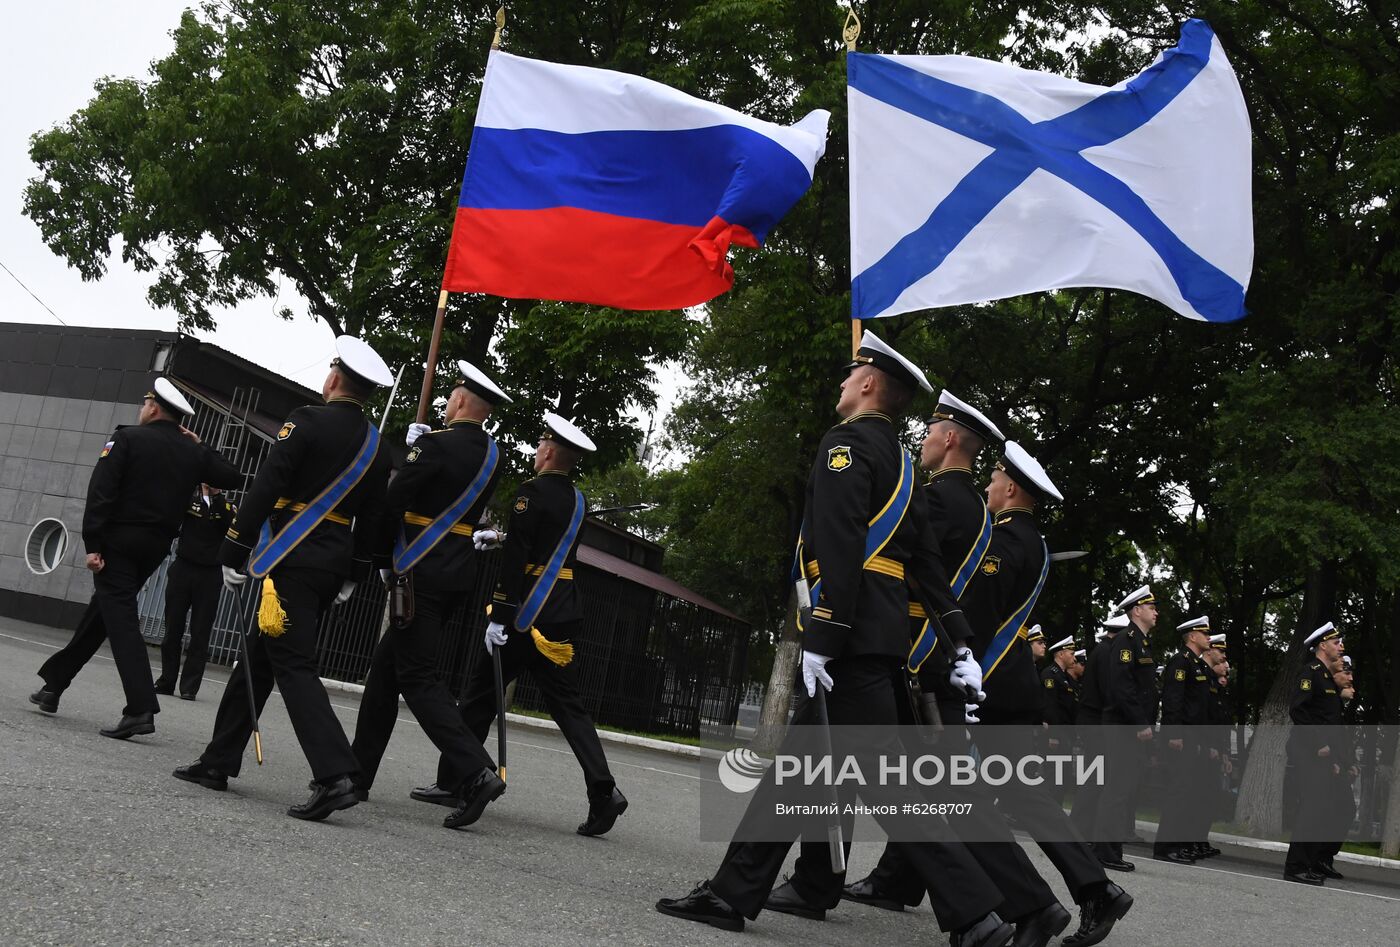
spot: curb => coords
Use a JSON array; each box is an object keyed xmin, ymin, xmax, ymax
[{"xmin": 319, "ymin": 676, "xmax": 726, "ymax": 762}]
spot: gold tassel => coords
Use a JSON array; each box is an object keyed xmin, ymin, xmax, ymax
[
  {"xmin": 258, "ymin": 577, "xmax": 287, "ymax": 637},
  {"xmin": 530, "ymin": 626, "xmax": 573, "ymax": 666}
]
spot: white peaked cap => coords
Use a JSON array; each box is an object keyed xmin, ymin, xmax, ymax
[
  {"xmin": 1115, "ymin": 585, "xmax": 1154, "ymax": 614},
  {"xmin": 334, "ymin": 335, "xmax": 394, "ymax": 387},
  {"xmin": 456, "ymin": 359, "xmax": 513, "ymax": 404},
  {"xmin": 1176, "ymin": 615, "xmax": 1210, "ymax": 633},
  {"xmin": 851, "ymin": 329, "xmax": 934, "ymax": 393},
  {"xmin": 1304, "ymin": 622, "xmax": 1340, "ymax": 647},
  {"xmin": 1103, "ymin": 613, "xmax": 1132, "ymax": 630},
  {"xmin": 1074, "ymin": 649, "xmax": 1087, "ymax": 660},
  {"xmin": 932, "ymin": 389, "xmax": 1006, "ymax": 443},
  {"xmin": 1208, "ymin": 634, "xmax": 1227, "ymax": 648},
  {"xmin": 544, "ymin": 412, "xmax": 596, "ymax": 453},
  {"xmin": 1001, "ymin": 440, "xmax": 1063, "ymax": 502},
  {"xmin": 1049, "ymin": 636, "xmax": 1075, "ymax": 652},
  {"xmin": 150, "ymin": 377, "xmax": 194, "ymax": 417}
]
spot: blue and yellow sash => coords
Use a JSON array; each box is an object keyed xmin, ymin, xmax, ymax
[
  {"xmin": 391, "ymin": 438, "xmax": 498, "ymax": 574},
  {"xmin": 247, "ymin": 423, "xmax": 380, "ymax": 579},
  {"xmin": 982, "ymin": 539, "xmax": 1050, "ymax": 679},
  {"xmin": 514, "ymin": 486, "xmax": 585, "ymax": 630},
  {"xmin": 907, "ymin": 501, "xmax": 993, "ymax": 671},
  {"xmin": 794, "ymin": 450, "xmax": 914, "ymax": 629}
]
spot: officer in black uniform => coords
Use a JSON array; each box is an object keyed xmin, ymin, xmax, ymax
[
  {"xmin": 960, "ymin": 442, "xmax": 1132, "ymax": 947},
  {"xmin": 1317, "ymin": 657, "xmax": 1357, "ymax": 879},
  {"xmin": 348, "ymin": 360, "xmax": 509, "ymax": 817},
  {"xmin": 173, "ymin": 336, "xmax": 393, "ymax": 821},
  {"xmin": 31, "ymin": 378, "xmax": 239, "ymax": 738},
  {"xmin": 1194, "ymin": 635, "xmax": 1230, "ymax": 860},
  {"xmin": 836, "ymin": 391, "xmax": 1071, "ymax": 944},
  {"xmin": 1283, "ymin": 622, "xmax": 1346, "ymax": 884},
  {"xmin": 657, "ymin": 332, "xmax": 1014, "ymax": 947},
  {"xmin": 1026, "ymin": 624, "xmax": 1048, "ymax": 664},
  {"xmin": 1068, "ymin": 615, "xmax": 1130, "ymax": 845},
  {"xmin": 1041, "ymin": 634, "xmax": 1079, "ymax": 803},
  {"xmin": 427, "ymin": 412, "xmax": 626, "ymax": 836},
  {"xmin": 1086, "ymin": 586, "xmax": 1158, "ymax": 871},
  {"xmin": 1152, "ymin": 615, "xmax": 1214, "ymax": 863},
  {"xmin": 156, "ymin": 483, "xmax": 237, "ymax": 699}
]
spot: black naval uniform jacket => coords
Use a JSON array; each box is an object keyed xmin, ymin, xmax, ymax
[
  {"xmin": 490, "ymin": 470, "xmax": 585, "ymax": 631},
  {"xmin": 83, "ymin": 419, "xmax": 240, "ymax": 556},
  {"xmin": 174, "ymin": 492, "xmax": 238, "ymax": 566},
  {"xmin": 1207, "ymin": 678, "xmax": 1232, "ymax": 756},
  {"xmin": 800, "ymin": 412, "xmax": 972, "ymax": 658},
  {"xmin": 1287, "ymin": 658, "xmax": 1344, "ymax": 759},
  {"xmin": 1094, "ymin": 621, "xmax": 1156, "ymax": 728},
  {"xmin": 377, "ymin": 419, "xmax": 503, "ymax": 592},
  {"xmin": 1041, "ymin": 662, "xmax": 1077, "ymax": 727},
  {"xmin": 916, "ymin": 467, "xmax": 993, "ymax": 695},
  {"xmin": 959, "ymin": 506, "xmax": 1047, "ymax": 721},
  {"xmin": 1159, "ymin": 649, "xmax": 1212, "ymax": 742},
  {"xmin": 221, "ymin": 399, "xmax": 390, "ymax": 582},
  {"xmin": 1075, "ymin": 633, "xmax": 1119, "ymax": 725}
]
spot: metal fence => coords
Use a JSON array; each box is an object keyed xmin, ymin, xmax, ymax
[{"xmin": 137, "ymin": 385, "xmax": 753, "ymax": 739}]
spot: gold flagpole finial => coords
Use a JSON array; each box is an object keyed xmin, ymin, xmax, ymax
[
  {"xmin": 842, "ymin": 8, "xmax": 861, "ymax": 51},
  {"xmin": 492, "ymin": 6, "xmax": 506, "ymax": 50}
]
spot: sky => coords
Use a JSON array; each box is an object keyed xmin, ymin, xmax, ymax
[{"xmin": 0, "ymin": 2, "xmax": 340, "ymax": 390}]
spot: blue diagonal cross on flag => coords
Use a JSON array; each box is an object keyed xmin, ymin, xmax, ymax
[{"xmin": 848, "ymin": 19, "xmax": 1253, "ymax": 323}]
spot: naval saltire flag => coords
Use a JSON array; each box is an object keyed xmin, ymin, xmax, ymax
[
  {"xmin": 442, "ymin": 50, "xmax": 829, "ymax": 311},
  {"xmin": 847, "ymin": 19, "xmax": 1252, "ymax": 323}
]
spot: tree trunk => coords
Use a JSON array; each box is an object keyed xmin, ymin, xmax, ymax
[
  {"xmin": 751, "ymin": 588, "xmax": 800, "ymax": 754},
  {"xmin": 1236, "ymin": 562, "xmax": 1336, "ymax": 836}
]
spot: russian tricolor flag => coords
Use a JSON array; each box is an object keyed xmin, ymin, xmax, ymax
[{"xmin": 442, "ymin": 51, "xmax": 829, "ymax": 311}]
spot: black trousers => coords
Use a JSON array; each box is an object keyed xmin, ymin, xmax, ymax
[
  {"xmin": 199, "ymin": 567, "xmax": 358, "ymax": 781},
  {"xmin": 1320, "ymin": 772, "xmax": 1356, "ymax": 865},
  {"xmin": 1153, "ymin": 735, "xmax": 1201, "ymax": 854},
  {"xmin": 39, "ymin": 532, "xmax": 168, "ymax": 716},
  {"xmin": 1068, "ymin": 722, "xmax": 1103, "ymax": 841},
  {"xmin": 709, "ymin": 654, "xmax": 1003, "ymax": 934},
  {"xmin": 825, "ymin": 678, "xmax": 1056, "ymax": 921},
  {"xmin": 1090, "ymin": 726, "xmax": 1147, "ymax": 862},
  {"xmin": 440, "ymin": 620, "xmax": 614, "ymax": 798},
  {"xmin": 351, "ymin": 586, "xmax": 494, "ymax": 792},
  {"xmin": 157, "ymin": 558, "xmax": 222, "ymax": 696},
  {"xmin": 1285, "ymin": 755, "xmax": 1338, "ymax": 874}
]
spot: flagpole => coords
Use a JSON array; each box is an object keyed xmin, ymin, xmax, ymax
[
  {"xmin": 416, "ymin": 8, "xmax": 507, "ymax": 423},
  {"xmin": 844, "ymin": 8, "xmax": 862, "ymax": 357}
]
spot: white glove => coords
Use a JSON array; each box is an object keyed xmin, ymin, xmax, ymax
[
  {"xmin": 950, "ymin": 647, "xmax": 986, "ymax": 702},
  {"xmin": 473, "ymin": 528, "xmax": 502, "ymax": 550},
  {"xmin": 334, "ymin": 580, "xmax": 356, "ymax": 605},
  {"xmin": 222, "ymin": 566, "xmax": 248, "ymax": 592},
  {"xmin": 406, "ymin": 422, "xmax": 431, "ymax": 446},
  {"xmin": 800, "ymin": 651, "xmax": 835, "ymax": 697},
  {"xmin": 964, "ymin": 703, "xmax": 981, "ymax": 724},
  {"xmin": 484, "ymin": 621, "xmax": 509, "ymax": 653}
]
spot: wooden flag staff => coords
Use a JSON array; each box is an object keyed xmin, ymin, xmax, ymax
[
  {"xmin": 415, "ymin": 7, "xmax": 508, "ymax": 423},
  {"xmin": 844, "ymin": 8, "xmax": 862, "ymax": 357}
]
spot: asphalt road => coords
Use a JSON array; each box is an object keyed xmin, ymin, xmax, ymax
[{"xmin": 2, "ymin": 618, "xmax": 1396, "ymax": 946}]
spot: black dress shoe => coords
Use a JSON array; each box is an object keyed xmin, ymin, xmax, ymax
[
  {"xmin": 178, "ymin": 693, "xmax": 197, "ymax": 701},
  {"xmin": 410, "ymin": 783, "xmax": 461, "ymax": 807},
  {"xmin": 577, "ymin": 787, "xmax": 628, "ymax": 836},
  {"xmin": 1200, "ymin": 845, "xmax": 1222, "ymax": 858},
  {"xmin": 100, "ymin": 713, "xmax": 155, "ymax": 740},
  {"xmin": 952, "ymin": 911, "xmax": 1014, "ymax": 947},
  {"xmin": 1062, "ymin": 882, "xmax": 1133, "ymax": 947},
  {"xmin": 656, "ymin": 881, "xmax": 745, "ymax": 932},
  {"xmin": 764, "ymin": 878, "xmax": 825, "ymax": 921},
  {"xmin": 841, "ymin": 876, "xmax": 912, "ymax": 911},
  {"xmin": 443, "ymin": 769, "xmax": 506, "ymax": 829},
  {"xmin": 1013, "ymin": 902, "xmax": 1071, "ymax": 947},
  {"xmin": 1152, "ymin": 850, "xmax": 1197, "ymax": 865},
  {"xmin": 1096, "ymin": 857, "xmax": 1135, "ymax": 872},
  {"xmin": 1315, "ymin": 863, "xmax": 1343, "ymax": 880},
  {"xmin": 29, "ymin": 688, "xmax": 60, "ymax": 714},
  {"xmin": 288, "ymin": 775, "xmax": 359, "ymax": 821},
  {"xmin": 154, "ymin": 683, "xmax": 175, "ymax": 696},
  {"xmin": 1283, "ymin": 870, "xmax": 1324, "ymax": 886},
  {"xmin": 173, "ymin": 761, "xmax": 229, "ymax": 791}
]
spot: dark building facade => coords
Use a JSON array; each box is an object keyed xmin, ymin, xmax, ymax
[{"xmin": 1, "ymin": 322, "xmax": 750, "ymax": 737}]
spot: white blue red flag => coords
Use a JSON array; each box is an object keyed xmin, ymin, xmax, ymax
[
  {"xmin": 848, "ymin": 19, "xmax": 1252, "ymax": 323},
  {"xmin": 442, "ymin": 51, "xmax": 829, "ymax": 310}
]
